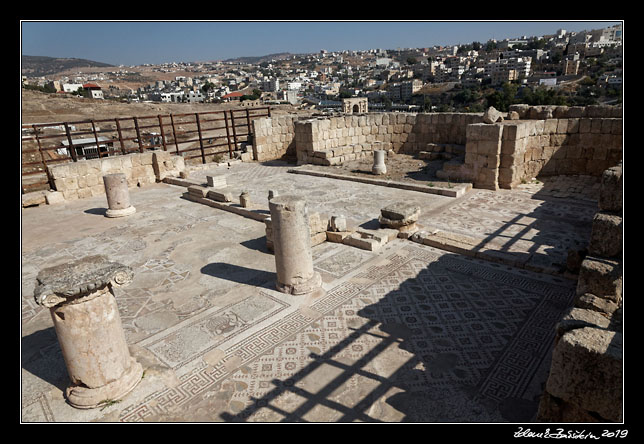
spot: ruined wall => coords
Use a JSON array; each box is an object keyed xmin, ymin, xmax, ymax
[
  {"xmin": 253, "ymin": 105, "xmax": 621, "ymax": 192},
  {"xmin": 251, "ymin": 115, "xmax": 301, "ymax": 162},
  {"xmin": 401, "ymin": 112, "xmax": 484, "ymax": 153},
  {"xmin": 537, "ymin": 163, "xmax": 623, "ymax": 422},
  {"xmin": 48, "ymin": 151, "xmax": 185, "ymax": 201},
  {"xmin": 499, "ymin": 117, "xmax": 622, "ymax": 188},
  {"xmin": 446, "ymin": 107, "xmax": 622, "ymax": 190},
  {"xmin": 293, "ymin": 112, "xmax": 483, "ymax": 166},
  {"xmin": 509, "ymin": 104, "xmax": 622, "ymax": 120}
]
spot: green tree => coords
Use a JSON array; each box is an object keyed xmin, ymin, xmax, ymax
[
  {"xmin": 201, "ymin": 81, "xmax": 215, "ymax": 94},
  {"xmin": 485, "ymin": 82, "xmax": 518, "ymax": 111}
]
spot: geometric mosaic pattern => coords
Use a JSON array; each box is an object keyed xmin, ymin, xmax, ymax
[
  {"xmin": 424, "ymin": 189, "xmax": 597, "ymax": 268},
  {"xmin": 118, "ymin": 243, "xmax": 575, "ymax": 422}
]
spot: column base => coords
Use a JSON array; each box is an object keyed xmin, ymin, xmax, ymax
[
  {"xmin": 65, "ymin": 358, "xmax": 143, "ymax": 409},
  {"xmin": 105, "ymin": 206, "xmax": 136, "ymax": 218},
  {"xmin": 276, "ymin": 271, "xmax": 322, "ymax": 295}
]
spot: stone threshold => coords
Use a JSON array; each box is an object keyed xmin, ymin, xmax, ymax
[
  {"xmin": 409, "ymin": 226, "xmax": 577, "ymax": 280},
  {"xmin": 287, "ymin": 167, "xmax": 472, "ymax": 198},
  {"xmin": 181, "ymin": 192, "xmax": 270, "ymax": 222}
]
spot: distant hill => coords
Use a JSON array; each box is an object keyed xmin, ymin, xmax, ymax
[
  {"xmin": 223, "ymin": 52, "xmax": 295, "ymax": 64},
  {"xmin": 21, "ymin": 55, "xmax": 114, "ymax": 77}
]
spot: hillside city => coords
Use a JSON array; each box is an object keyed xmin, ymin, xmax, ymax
[{"xmin": 22, "ymin": 24, "xmax": 622, "ymax": 114}]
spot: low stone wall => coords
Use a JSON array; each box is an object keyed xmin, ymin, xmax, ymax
[
  {"xmin": 509, "ymin": 104, "xmax": 622, "ymax": 120},
  {"xmin": 252, "ymin": 115, "xmax": 303, "ymax": 162},
  {"xmin": 48, "ymin": 151, "xmax": 185, "ymax": 201},
  {"xmin": 537, "ymin": 163, "xmax": 623, "ymax": 422}
]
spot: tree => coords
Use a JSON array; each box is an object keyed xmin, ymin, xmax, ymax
[
  {"xmin": 485, "ymin": 82, "xmax": 518, "ymax": 111},
  {"xmin": 201, "ymin": 81, "xmax": 215, "ymax": 95},
  {"xmin": 74, "ymin": 87, "xmax": 88, "ymax": 98},
  {"xmin": 406, "ymin": 57, "xmax": 418, "ymax": 65}
]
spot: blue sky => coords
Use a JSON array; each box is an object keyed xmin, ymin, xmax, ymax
[{"xmin": 21, "ymin": 21, "xmax": 622, "ymax": 66}]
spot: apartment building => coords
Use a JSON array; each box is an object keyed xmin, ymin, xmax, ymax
[{"xmin": 486, "ymin": 56, "xmax": 531, "ymax": 84}]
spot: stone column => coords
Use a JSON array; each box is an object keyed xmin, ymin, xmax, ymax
[
  {"xmin": 103, "ymin": 173, "xmax": 136, "ymax": 217},
  {"xmin": 33, "ymin": 255, "xmax": 143, "ymax": 409},
  {"xmin": 268, "ymin": 195, "xmax": 322, "ymax": 295},
  {"xmin": 372, "ymin": 150, "xmax": 387, "ymax": 175}
]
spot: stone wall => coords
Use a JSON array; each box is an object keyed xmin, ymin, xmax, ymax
[
  {"xmin": 499, "ymin": 117, "xmax": 622, "ymax": 188},
  {"xmin": 294, "ymin": 112, "xmax": 484, "ymax": 166},
  {"xmin": 537, "ymin": 163, "xmax": 623, "ymax": 422},
  {"xmin": 509, "ymin": 104, "xmax": 622, "ymax": 120},
  {"xmin": 252, "ymin": 106, "xmax": 621, "ymax": 192},
  {"xmin": 445, "ymin": 108, "xmax": 622, "ymax": 190},
  {"xmin": 252, "ymin": 115, "xmax": 302, "ymax": 162},
  {"xmin": 48, "ymin": 151, "xmax": 185, "ymax": 201}
]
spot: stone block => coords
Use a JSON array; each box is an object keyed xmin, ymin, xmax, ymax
[
  {"xmin": 329, "ymin": 215, "xmax": 347, "ymax": 232},
  {"xmin": 343, "ymin": 232, "xmax": 383, "ymax": 251},
  {"xmin": 599, "ymin": 165, "xmax": 622, "ymax": 212},
  {"xmin": 49, "ymin": 163, "xmax": 70, "ymax": 180},
  {"xmin": 380, "ymin": 203, "xmax": 420, "ymax": 224},
  {"xmin": 206, "ymin": 189, "xmax": 233, "ymax": 202},
  {"xmin": 206, "ymin": 175, "xmax": 227, "ymax": 188},
  {"xmin": 554, "ymin": 307, "xmax": 611, "ymax": 343},
  {"xmin": 62, "ymin": 189, "xmax": 79, "ymax": 200},
  {"xmin": 308, "ymin": 212, "xmax": 329, "ymax": 234},
  {"xmin": 77, "ymin": 188, "xmax": 93, "ymax": 199},
  {"xmin": 589, "ymin": 212, "xmax": 622, "ymax": 258},
  {"xmin": 545, "ymin": 327, "xmax": 622, "ymax": 422},
  {"xmin": 45, "ymin": 191, "xmax": 65, "ymax": 205},
  {"xmin": 576, "ymin": 256, "xmax": 622, "ymax": 303},
  {"xmin": 575, "ymin": 293, "xmax": 621, "ymax": 316},
  {"xmin": 326, "ymin": 231, "xmax": 351, "ymax": 243},
  {"xmin": 187, "ymin": 185, "xmax": 209, "ymax": 198},
  {"xmin": 483, "ymin": 106, "xmax": 502, "ymax": 124}
]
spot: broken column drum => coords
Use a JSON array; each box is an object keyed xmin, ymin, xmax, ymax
[
  {"xmin": 33, "ymin": 255, "xmax": 143, "ymax": 409},
  {"xmin": 240, "ymin": 191, "xmax": 251, "ymax": 208},
  {"xmin": 268, "ymin": 195, "xmax": 322, "ymax": 295},
  {"xmin": 103, "ymin": 173, "xmax": 136, "ymax": 217},
  {"xmin": 372, "ymin": 150, "xmax": 387, "ymax": 175}
]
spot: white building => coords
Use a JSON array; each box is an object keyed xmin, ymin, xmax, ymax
[
  {"xmin": 187, "ymin": 90, "xmax": 205, "ymax": 103},
  {"xmin": 161, "ymin": 92, "xmax": 184, "ymax": 103},
  {"xmin": 62, "ymin": 83, "xmax": 83, "ymax": 93}
]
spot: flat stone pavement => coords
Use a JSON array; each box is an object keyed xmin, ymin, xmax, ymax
[{"xmin": 21, "ymin": 161, "xmax": 599, "ymax": 423}]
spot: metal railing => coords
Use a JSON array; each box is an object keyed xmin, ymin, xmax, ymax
[{"xmin": 21, "ymin": 106, "xmax": 271, "ymax": 193}]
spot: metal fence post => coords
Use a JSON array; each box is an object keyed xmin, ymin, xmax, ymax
[
  {"xmin": 170, "ymin": 114, "xmax": 179, "ymax": 154},
  {"xmin": 195, "ymin": 113, "xmax": 206, "ymax": 164},
  {"xmin": 115, "ymin": 118, "xmax": 126, "ymax": 155},
  {"xmin": 224, "ymin": 110, "xmax": 233, "ymax": 159},
  {"xmin": 133, "ymin": 117, "xmax": 143, "ymax": 152},
  {"xmin": 158, "ymin": 115, "xmax": 167, "ymax": 151},
  {"xmin": 64, "ymin": 123, "xmax": 77, "ymax": 161},
  {"xmin": 32, "ymin": 125, "xmax": 53, "ymax": 189},
  {"xmin": 91, "ymin": 120, "xmax": 102, "ymax": 158}
]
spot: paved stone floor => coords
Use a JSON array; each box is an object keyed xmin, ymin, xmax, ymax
[{"xmin": 20, "ymin": 161, "xmax": 599, "ymax": 423}]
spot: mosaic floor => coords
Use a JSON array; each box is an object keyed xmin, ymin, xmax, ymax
[
  {"xmin": 116, "ymin": 242, "xmax": 575, "ymax": 423},
  {"xmin": 21, "ymin": 162, "xmax": 590, "ymax": 423}
]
